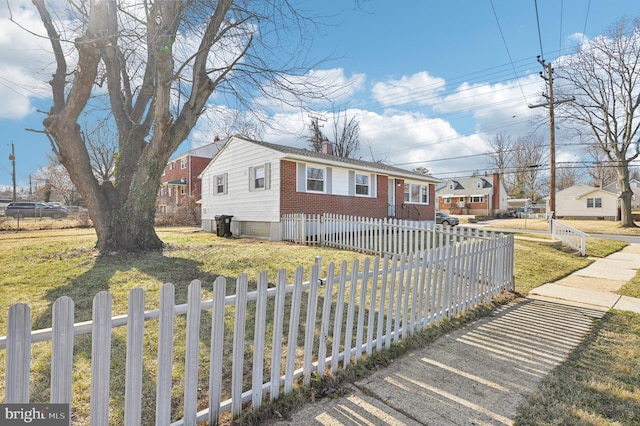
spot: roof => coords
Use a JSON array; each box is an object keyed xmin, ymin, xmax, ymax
[
  {"xmin": 435, "ymin": 176, "xmax": 494, "ymax": 197},
  {"xmin": 556, "ymin": 184, "xmax": 617, "ymax": 199},
  {"xmin": 205, "ymin": 136, "xmax": 442, "ymax": 183},
  {"xmin": 165, "ymin": 179, "xmax": 187, "ymax": 185}
]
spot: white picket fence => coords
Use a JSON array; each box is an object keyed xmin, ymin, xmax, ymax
[
  {"xmin": 1, "ymin": 235, "xmax": 514, "ymax": 424},
  {"xmin": 550, "ymin": 218, "xmax": 588, "ymax": 256},
  {"xmin": 282, "ymin": 213, "xmax": 496, "ymax": 255}
]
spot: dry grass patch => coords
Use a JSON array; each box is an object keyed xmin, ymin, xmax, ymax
[
  {"xmin": 486, "ymin": 217, "xmax": 640, "ymax": 235},
  {"xmin": 514, "ymin": 311, "xmax": 640, "ymax": 425}
]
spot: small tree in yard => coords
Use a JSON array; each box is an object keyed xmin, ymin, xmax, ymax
[
  {"xmin": 21, "ymin": 0, "xmax": 335, "ymax": 253},
  {"xmin": 556, "ymin": 18, "xmax": 640, "ymax": 227}
]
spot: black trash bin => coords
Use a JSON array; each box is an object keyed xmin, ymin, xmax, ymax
[{"xmin": 214, "ymin": 215, "xmax": 233, "ymax": 237}]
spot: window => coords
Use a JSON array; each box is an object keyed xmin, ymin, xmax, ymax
[
  {"xmin": 180, "ymin": 158, "xmax": 187, "ymax": 169},
  {"xmin": 470, "ymin": 196, "xmax": 484, "ymax": 203},
  {"xmin": 443, "ymin": 197, "xmax": 451, "ymax": 204},
  {"xmin": 476, "ymin": 181, "xmax": 482, "ymax": 188},
  {"xmin": 448, "ymin": 182, "xmax": 454, "ymax": 190},
  {"xmin": 216, "ymin": 175, "xmax": 225, "ymax": 194},
  {"xmin": 355, "ymin": 173, "xmax": 369, "ymax": 195},
  {"xmin": 181, "ymin": 186, "xmax": 186, "ymax": 195},
  {"xmin": 254, "ymin": 165, "xmax": 265, "ymax": 189},
  {"xmin": 307, "ymin": 167, "xmax": 324, "ymax": 192},
  {"xmin": 404, "ymin": 183, "xmax": 430, "ymax": 204},
  {"xmin": 169, "ymin": 161, "xmax": 175, "ymax": 170},
  {"xmin": 249, "ymin": 164, "xmax": 270, "ymax": 191},
  {"xmin": 587, "ymin": 197, "xmax": 602, "ymax": 208}
]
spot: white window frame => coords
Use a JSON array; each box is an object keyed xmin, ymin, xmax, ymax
[
  {"xmin": 470, "ymin": 196, "xmax": 484, "ymax": 203},
  {"xmin": 254, "ymin": 165, "xmax": 265, "ymax": 190},
  {"xmin": 404, "ymin": 183, "xmax": 430, "ymax": 204},
  {"xmin": 181, "ymin": 186, "xmax": 187, "ymax": 195},
  {"xmin": 180, "ymin": 158, "xmax": 187, "ymax": 169},
  {"xmin": 306, "ymin": 166, "xmax": 325, "ymax": 192},
  {"xmin": 587, "ymin": 197, "xmax": 602, "ymax": 208},
  {"xmin": 443, "ymin": 197, "xmax": 451, "ymax": 204},
  {"xmin": 213, "ymin": 173, "xmax": 227, "ymax": 195},
  {"xmin": 355, "ymin": 173, "xmax": 369, "ymax": 196}
]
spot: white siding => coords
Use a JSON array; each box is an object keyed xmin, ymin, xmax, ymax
[
  {"xmin": 200, "ymin": 139, "xmax": 282, "ymax": 222},
  {"xmin": 556, "ymin": 187, "xmax": 617, "ymax": 217}
]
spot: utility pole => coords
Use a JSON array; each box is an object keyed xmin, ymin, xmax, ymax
[
  {"xmin": 9, "ymin": 143, "xmax": 16, "ymax": 202},
  {"xmin": 529, "ymin": 56, "xmax": 574, "ymax": 219}
]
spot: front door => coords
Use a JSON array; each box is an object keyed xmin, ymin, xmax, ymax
[{"xmin": 388, "ymin": 179, "xmax": 396, "ymax": 216}]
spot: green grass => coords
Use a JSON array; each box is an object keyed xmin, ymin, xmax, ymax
[
  {"xmin": 0, "ymin": 227, "xmax": 632, "ymax": 425},
  {"xmin": 514, "ymin": 310, "xmax": 640, "ymax": 425}
]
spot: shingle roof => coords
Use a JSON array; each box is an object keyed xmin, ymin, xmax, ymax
[
  {"xmin": 241, "ymin": 137, "xmax": 442, "ymax": 183},
  {"xmin": 436, "ymin": 176, "xmax": 494, "ymax": 196}
]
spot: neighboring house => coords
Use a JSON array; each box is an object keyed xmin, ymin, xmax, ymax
[
  {"xmin": 435, "ymin": 173, "xmax": 508, "ymax": 216},
  {"xmin": 157, "ymin": 139, "xmax": 225, "ymax": 215},
  {"xmin": 550, "ymin": 184, "xmax": 618, "ymax": 220},
  {"xmin": 602, "ymin": 179, "xmax": 640, "ymax": 208},
  {"xmin": 199, "ymin": 136, "xmax": 442, "ymax": 240}
]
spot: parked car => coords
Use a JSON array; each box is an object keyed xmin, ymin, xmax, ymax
[
  {"xmin": 5, "ymin": 202, "xmax": 68, "ymax": 218},
  {"xmin": 435, "ymin": 212, "xmax": 459, "ymax": 226}
]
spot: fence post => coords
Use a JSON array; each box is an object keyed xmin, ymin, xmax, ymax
[
  {"xmin": 231, "ymin": 275, "xmax": 249, "ymax": 417},
  {"xmin": 184, "ymin": 280, "xmax": 202, "ymax": 424},
  {"xmin": 157, "ymin": 283, "xmax": 175, "ymax": 426},
  {"xmin": 125, "ymin": 288, "xmax": 146, "ymax": 426},
  {"xmin": 209, "ymin": 277, "xmax": 226, "ymax": 422}
]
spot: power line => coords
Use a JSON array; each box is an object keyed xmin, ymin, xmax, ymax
[{"xmin": 534, "ymin": 0, "xmax": 545, "ymax": 59}]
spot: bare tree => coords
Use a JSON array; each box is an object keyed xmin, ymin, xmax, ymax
[
  {"xmin": 510, "ymin": 135, "xmax": 547, "ymax": 202},
  {"xmin": 584, "ymin": 143, "xmax": 617, "ymax": 187},
  {"xmin": 486, "ymin": 132, "xmax": 515, "ymax": 195},
  {"xmin": 556, "ymin": 165, "xmax": 584, "ymax": 191},
  {"xmin": 556, "ymin": 18, "xmax": 640, "ymax": 226},
  {"xmin": 307, "ymin": 109, "xmax": 360, "ymax": 158},
  {"xmin": 81, "ymin": 120, "xmax": 117, "ymax": 183},
  {"xmin": 412, "ymin": 167, "xmax": 431, "ymax": 176},
  {"xmin": 22, "ymin": 1, "xmax": 336, "ymax": 253},
  {"xmin": 33, "ymin": 157, "xmax": 77, "ymax": 205}
]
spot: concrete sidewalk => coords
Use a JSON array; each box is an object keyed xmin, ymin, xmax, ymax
[{"xmin": 269, "ymin": 245, "xmax": 640, "ymax": 425}]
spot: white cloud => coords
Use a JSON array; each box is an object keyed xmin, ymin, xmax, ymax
[
  {"xmin": 371, "ymin": 71, "xmax": 445, "ymax": 108},
  {"xmin": 0, "ymin": 1, "xmax": 58, "ymax": 120}
]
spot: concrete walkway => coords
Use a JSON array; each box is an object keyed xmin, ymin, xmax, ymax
[{"xmin": 269, "ymin": 245, "xmax": 640, "ymax": 425}]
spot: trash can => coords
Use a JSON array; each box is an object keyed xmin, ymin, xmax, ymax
[{"xmin": 214, "ymin": 215, "xmax": 233, "ymax": 237}]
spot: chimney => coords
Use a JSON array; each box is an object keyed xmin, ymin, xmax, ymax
[
  {"xmin": 214, "ymin": 135, "xmax": 220, "ymax": 142},
  {"xmin": 321, "ymin": 139, "xmax": 333, "ymax": 155}
]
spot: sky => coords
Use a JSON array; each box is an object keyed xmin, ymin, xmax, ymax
[{"xmin": 0, "ymin": 0, "xmax": 638, "ymax": 194}]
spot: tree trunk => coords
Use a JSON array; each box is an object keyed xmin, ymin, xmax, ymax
[{"xmin": 616, "ymin": 163, "xmax": 637, "ymax": 227}]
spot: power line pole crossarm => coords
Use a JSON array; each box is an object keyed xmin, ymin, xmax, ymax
[{"xmin": 528, "ymin": 56, "xmax": 574, "ymax": 219}]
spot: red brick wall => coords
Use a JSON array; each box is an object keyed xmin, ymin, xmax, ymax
[
  {"xmin": 281, "ymin": 160, "xmax": 435, "ymax": 220},
  {"xmin": 159, "ymin": 155, "xmax": 212, "ymax": 205}
]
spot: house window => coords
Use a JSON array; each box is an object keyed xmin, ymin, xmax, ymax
[
  {"xmin": 476, "ymin": 181, "xmax": 482, "ymax": 188},
  {"xmin": 404, "ymin": 183, "xmax": 429, "ymax": 204},
  {"xmin": 307, "ymin": 167, "xmax": 324, "ymax": 192},
  {"xmin": 180, "ymin": 158, "xmax": 187, "ymax": 169},
  {"xmin": 470, "ymin": 196, "xmax": 484, "ymax": 203},
  {"xmin": 254, "ymin": 165, "xmax": 265, "ymax": 189},
  {"xmin": 355, "ymin": 173, "xmax": 369, "ymax": 195},
  {"xmin": 213, "ymin": 174, "xmax": 227, "ymax": 195},
  {"xmin": 587, "ymin": 197, "xmax": 602, "ymax": 208},
  {"xmin": 181, "ymin": 186, "xmax": 187, "ymax": 195},
  {"xmin": 443, "ymin": 197, "xmax": 451, "ymax": 204},
  {"xmin": 448, "ymin": 182, "xmax": 454, "ymax": 190}
]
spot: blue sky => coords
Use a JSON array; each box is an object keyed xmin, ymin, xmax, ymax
[{"xmin": 0, "ymin": 0, "xmax": 638, "ymax": 193}]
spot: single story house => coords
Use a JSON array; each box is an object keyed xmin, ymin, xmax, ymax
[
  {"xmin": 550, "ymin": 185, "xmax": 618, "ymax": 220},
  {"xmin": 199, "ymin": 136, "xmax": 442, "ymax": 240},
  {"xmin": 435, "ymin": 173, "xmax": 508, "ymax": 216}
]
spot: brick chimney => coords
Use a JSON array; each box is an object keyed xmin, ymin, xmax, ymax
[{"xmin": 321, "ymin": 139, "xmax": 333, "ymax": 155}]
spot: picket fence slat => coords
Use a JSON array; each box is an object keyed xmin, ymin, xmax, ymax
[
  {"xmin": 252, "ymin": 271, "xmax": 268, "ymax": 408},
  {"xmin": 125, "ymin": 288, "xmax": 145, "ymax": 425},
  {"xmin": 184, "ymin": 280, "xmax": 202, "ymax": 425},
  {"xmin": 51, "ymin": 296, "xmax": 74, "ymax": 404},
  {"xmin": 6, "ymin": 303, "xmax": 31, "ymax": 403},
  {"xmin": 3, "ymin": 214, "xmax": 514, "ymax": 425},
  {"xmin": 157, "ymin": 283, "xmax": 175, "ymax": 426},
  {"xmin": 232, "ymin": 275, "xmax": 249, "ymax": 418},
  {"xmin": 91, "ymin": 292, "xmax": 112, "ymax": 426}
]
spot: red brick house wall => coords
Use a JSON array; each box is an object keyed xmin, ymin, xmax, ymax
[
  {"xmin": 159, "ymin": 155, "xmax": 212, "ymax": 207},
  {"xmin": 280, "ymin": 160, "xmax": 435, "ymax": 221}
]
